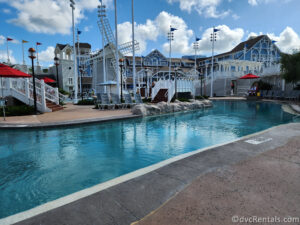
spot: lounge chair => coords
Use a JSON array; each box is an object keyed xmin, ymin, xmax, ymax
[
  {"xmin": 261, "ymin": 90, "xmax": 267, "ymax": 98},
  {"xmin": 111, "ymin": 93, "xmax": 126, "ymax": 109},
  {"xmin": 134, "ymin": 93, "xmax": 143, "ymax": 104},
  {"xmin": 265, "ymin": 90, "xmax": 273, "ymax": 99},
  {"xmin": 124, "ymin": 93, "xmax": 136, "ymax": 108},
  {"xmin": 98, "ymin": 93, "xmax": 114, "ymax": 110},
  {"xmin": 274, "ymin": 90, "xmax": 284, "ymax": 100}
]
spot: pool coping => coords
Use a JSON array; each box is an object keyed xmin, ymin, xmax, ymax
[
  {"xmin": 0, "ymin": 114, "xmax": 141, "ymax": 129},
  {"xmin": 0, "ymin": 123, "xmax": 296, "ymax": 225}
]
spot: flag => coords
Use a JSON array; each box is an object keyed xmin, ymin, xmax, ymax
[
  {"xmin": 213, "ymin": 28, "xmax": 220, "ymax": 32},
  {"xmin": 22, "ymin": 40, "xmax": 29, "ymax": 43},
  {"xmin": 7, "ymin": 38, "xmax": 13, "ymax": 41},
  {"xmin": 36, "ymin": 42, "xmax": 42, "ymax": 45},
  {"xmin": 196, "ymin": 37, "xmax": 201, "ymax": 42},
  {"xmin": 170, "ymin": 27, "xmax": 177, "ymax": 32},
  {"xmin": 77, "ymin": 30, "xmax": 82, "ymax": 35},
  {"xmin": 272, "ymin": 40, "xmax": 277, "ymax": 44}
]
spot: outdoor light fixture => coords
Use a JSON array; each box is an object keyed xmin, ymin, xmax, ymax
[
  {"xmin": 210, "ymin": 26, "xmax": 220, "ymax": 98},
  {"xmin": 28, "ymin": 47, "xmax": 37, "ymax": 114},
  {"xmin": 119, "ymin": 58, "xmax": 124, "ymax": 100},
  {"xmin": 70, "ymin": 0, "xmax": 78, "ymax": 103},
  {"xmin": 54, "ymin": 56, "xmax": 60, "ymax": 89}
]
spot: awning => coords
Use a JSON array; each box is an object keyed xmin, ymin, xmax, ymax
[
  {"xmin": 0, "ymin": 63, "xmax": 32, "ymax": 78},
  {"xmin": 41, "ymin": 77, "xmax": 55, "ymax": 83},
  {"xmin": 239, "ymin": 73, "xmax": 260, "ymax": 79}
]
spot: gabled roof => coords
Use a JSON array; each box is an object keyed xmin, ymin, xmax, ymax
[
  {"xmin": 75, "ymin": 42, "xmax": 91, "ymax": 49},
  {"xmin": 198, "ymin": 35, "xmax": 267, "ymax": 62},
  {"xmin": 57, "ymin": 44, "xmax": 67, "ymax": 50},
  {"xmin": 145, "ymin": 49, "xmax": 167, "ymax": 61}
]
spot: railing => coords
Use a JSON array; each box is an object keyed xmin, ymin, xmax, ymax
[
  {"xmin": 151, "ymin": 79, "xmax": 173, "ymax": 100},
  {"xmin": 0, "ymin": 77, "xmax": 60, "ymax": 112}
]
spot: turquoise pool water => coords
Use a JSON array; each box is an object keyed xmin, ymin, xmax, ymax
[{"xmin": 0, "ymin": 101, "xmax": 297, "ymax": 219}]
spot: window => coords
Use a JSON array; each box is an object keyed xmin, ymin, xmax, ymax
[{"xmin": 68, "ymin": 77, "xmax": 73, "ymax": 85}]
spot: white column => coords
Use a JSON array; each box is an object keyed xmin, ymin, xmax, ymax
[
  {"xmin": 41, "ymin": 80, "xmax": 46, "ymax": 111},
  {"xmin": 114, "ymin": 0, "xmax": 120, "ymax": 97}
]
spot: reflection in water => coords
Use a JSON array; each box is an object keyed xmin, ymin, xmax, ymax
[{"xmin": 0, "ymin": 101, "xmax": 296, "ymax": 219}]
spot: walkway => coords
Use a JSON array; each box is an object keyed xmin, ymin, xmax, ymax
[
  {"xmin": 0, "ymin": 103, "xmax": 135, "ymax": 128},
  {"xmin": 1, "ymin": 123, "xmax": 299, "ymax": 225}
]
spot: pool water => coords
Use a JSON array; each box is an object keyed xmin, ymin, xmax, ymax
[{"xmin": 0, "ymin": 101, "xmax": 297, "ymax": 219}]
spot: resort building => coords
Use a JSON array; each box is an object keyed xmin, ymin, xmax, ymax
[
  {"xmin": 197, "ymin": 35, "xmax": 283, "ymax": 96},
  {"xmin": 53, "ymin": 43, "xmax": 92, "ymax": 94}
]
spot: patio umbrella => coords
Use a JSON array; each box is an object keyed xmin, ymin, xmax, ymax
[
  {"xmin": 0, "ymin": 63, "xmax": 31, "ymax": 120},
  {"xmin": 97, "ymin": 80, "xmax": 117, "ymax": 94},
  {"xmin": 41, "ymin": 77, "xmax": 55, "ymax": 83},
  {"xmin": 239, "ymin": 73, "xmax": 260, "ymax": 79},
  {"xmin": 0, "ymin": 63, "xmax": 32, "ymax": 78}
]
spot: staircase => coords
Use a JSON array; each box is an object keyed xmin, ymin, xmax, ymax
[
  {"xmin": 0, "ymin": 77, "xmax": 65, "ymax": 113},
  {"xmin": 152, "ymin": 89, "xmax": 168, "ymax": 103},
  {"xmin": 46, "ymin": 100, "xmax": 64, "ymax": 112}
]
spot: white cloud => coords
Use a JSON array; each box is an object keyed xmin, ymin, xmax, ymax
[
  {"xmin": 84, "ymin": 25, "xmax": 93, "ymax": 32},
  {"xmin": 0, "ymin": 50, "xmax": 17, "ymax": 64},
  {"xmin": 167, "ymin": 0, "xmax": 230, "ymax": 18},
  {"xmin": 2, "ymin": 0, "xmax": 113, "ymax": 35},
  {"xmin": 118, "ymin": 11, "xmax": 193, "ymax": 55},
  {"xmin": 2, "ymin": 8, "xmax": 11, "ymax": 14},
  {"xmin": 248, "ymin": 0, "xmax": 292, "ymax": 5},
  {"xmin": 232, "ymin": 14, "xmax": 240, "ymax": 20},
  {"xmin": 198, "ymin": 25, "xmax": 244, "ymax": 55},
  {"xmin": 39, "ymin": 46, "xmax": 55, "ymax": 63},
  {"xmin": 0, "ymin": 35, "xmax": 5, "ymax": 45},
  {"xmin": 248, "ymin": 0, "xmax": 258, "ymax": 5},
  {"xmin": 267, "ymin": 27, "xmax": 300, "ymax": 53}
]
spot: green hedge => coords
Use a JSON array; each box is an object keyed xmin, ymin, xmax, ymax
[
  {"xmin": 0, "ymin": 105, "xmax": 35, "ymax": 116},
  {"xmin": 77, "ymin": 99, "xmax": 95, "ymax": 105}
]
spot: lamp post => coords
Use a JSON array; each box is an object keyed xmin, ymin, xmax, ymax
[
  {"xmin": 193, "ymin": 39, "xmax": 200, "ymax": 78},
  {"xmin": 28, "ymin": 47, "xmax": 37, "ymax": 114},
  {"xmin": 119, "ymin": 58, "xmax": 124, "ymax": 101},
  {"xmin": 168, "ymin": 26, "xmax": 177, "ymax": 80},
  {"xmin": 98, "ymin": 2, "xmax": 107, "ymax": 94},
  {"xmin": 174, "ymin": 67, "xmax": 179, "ymax": 99},
  {"xmin": 54, "ymin": 56, "xmax": 60, "ymax": 89},
  {"xmin": 79, "ymin": 65, "xmax": 84, "ymax": 101},
  {"xmin": 70, "ymin": 0, "xmax": 78, "ymax": 104},
  {"xmin": 210, "ymin": 27, "xmax": 219, "ymax": 98}
]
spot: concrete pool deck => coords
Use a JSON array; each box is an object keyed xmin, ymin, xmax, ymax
[
  {"xmin": 0, "ymin": 103, "xmax": 137, "ymax": 128},
  {"xmin": 1, "ymin": 122, "xmax": 299, "ymax": 225}
]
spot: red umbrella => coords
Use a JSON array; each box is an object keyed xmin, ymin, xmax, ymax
[
  {"xmin": 239, "ymin": 73, "xmax": 260, "ymax": 79},
  {"xmin": 0, "ymin": 63, "xmax": 32, "ymax": 78},
  {"xmin": 41, "ymin": 77, "xmax": 55, "ymax": 83}
]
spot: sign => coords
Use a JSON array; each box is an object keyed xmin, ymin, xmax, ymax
[{"xmin": 0, "ymin": 99, "xmax": 6, "ymax": 107}]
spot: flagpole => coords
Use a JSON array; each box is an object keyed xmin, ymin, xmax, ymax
[
  {"xmin": 77, "ymin": 30, "xmax": 82, "ymax": 95},
  {"xmin": 114, "ymin": 0, "xmax": 120, "ymax": 97},
  {"xmin": 6, "ymin": 39, "xmax": 10, "ymax": 64},
  {"xmin": 36, "ymin": 43, "xmax": 39, "ymax": 66},
  {"xmin": 132, "ymin": 0, "xmax": 136, "ymax": 94},
  {"xmin": 22, "ymin": 42, "xmax": 25, "ymax": 65}
]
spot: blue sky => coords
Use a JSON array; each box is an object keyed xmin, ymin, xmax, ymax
[{"xmin": 0, "ymin": 0, "xmax": 300, "ymax": 66}]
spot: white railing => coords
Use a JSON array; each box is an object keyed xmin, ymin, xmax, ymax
[
  {"xmin": 151, "ymin": 79, "xmax": 173, "ymax": 100},
  {"xmin": 0, "ymin": 77, "xmax": 60, "ymax": 112}
]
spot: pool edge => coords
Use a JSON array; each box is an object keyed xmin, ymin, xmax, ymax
[{"xmin": 0, "ymin": 123, "xmax": 292, "ymax": 225}]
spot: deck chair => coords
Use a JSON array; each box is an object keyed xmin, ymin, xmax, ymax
[
  {"xmin": 134, "ymin": 93, "xmax": 143, "ymax": 104},
  {"xmin": 111, "ymin": 93, "xmax": 126, "ymax": 109},
  {"xmin": 124, "ymin": 93, "xmax": 136, "ymax": 108},
  {"xmin": 98, "ymin": 93, "xmax": 114, "ymax": 110}
]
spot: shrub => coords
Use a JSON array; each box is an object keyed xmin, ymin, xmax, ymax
[
  {"xmin": 0, "ymin": 105, "xmax": 35, "ymax": 116},
  {"xmin": 59, "ymin": 88, "xmax": 69, "ymax": 96},
  {"xmin": 77, "ymin": 99, "xmax": 95, "ymax": 105}
]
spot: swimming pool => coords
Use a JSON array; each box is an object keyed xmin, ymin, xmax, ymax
[{"xmin": 0, "ymin": 101, "xmax": 297, "ymax": 219}]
